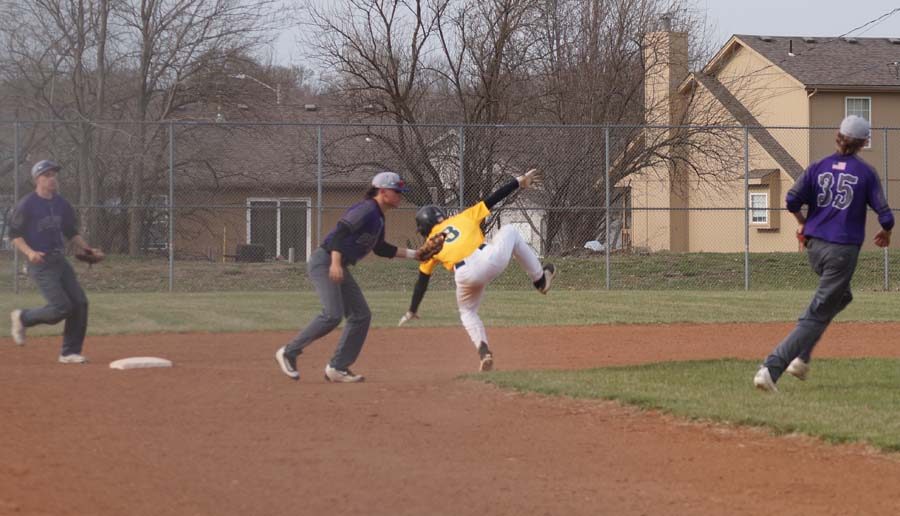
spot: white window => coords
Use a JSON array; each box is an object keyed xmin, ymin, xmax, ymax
[
  {"xmin": 246, "ymin": 198, "xmax": 312, "ymax": 261},
  {"xmin": 750, "ymin": 192, "xmax": 768, "ymax": 225},
  {"xmin": 845, "ymin": 96, "xmax": 872, "ymax": 148}
]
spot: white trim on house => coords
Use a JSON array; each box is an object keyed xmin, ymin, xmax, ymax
[
  {"xmin": 245, "ymin": 197, "xmax": 313, "ymax": 260},
  {"xmin": 749, "ymin": 192, "xmax": 769, "ymax": 225},
  {"xmin": 845, "ymin": 96, "xmax": 872, "ymax": 149}
]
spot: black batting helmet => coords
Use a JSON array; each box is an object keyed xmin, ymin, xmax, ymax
[{"xmin": 415, "ymin": 205, "xmax": 447, "ymax": 237}]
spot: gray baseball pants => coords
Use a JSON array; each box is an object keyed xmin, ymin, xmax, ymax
[
  {"xmin": 283, "ymin": 247, "xmax": 371, "ymax": 370},
  {"xmin": 764, "ymin": 238, "xmax": 858, "ymax": 381},
  {"xmin": 21, "ymin": 253, "xmax": 89, "ymax": 356}
]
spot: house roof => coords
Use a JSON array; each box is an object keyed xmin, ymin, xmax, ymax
[
  {"xmin": 171, "ymin": 92, "xmax": 423, "ymax": 189},
  {"xmin": 727, "ymin": 35, "xmax": 900, "ymax": 91}
]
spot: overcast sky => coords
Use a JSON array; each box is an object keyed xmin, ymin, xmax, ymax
[
  {"xmin": 273, "ymin": 1, "xmax": 900, "ymax": 67},
  {"xmin": 705, "ymin": 0, "xmax": 899, "ymax": 47}
]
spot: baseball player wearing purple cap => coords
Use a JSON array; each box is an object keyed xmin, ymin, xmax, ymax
[
  {"xmin": 275, "ymin": 171, "xmax": 422, "ymax": 383},
  {"xmin": 754, "ymin": 115, "xmax": 894, "ymax": 392},
  {"xmin": 8, "ymin": 160, "xmax": 105, "ymax": 363}
]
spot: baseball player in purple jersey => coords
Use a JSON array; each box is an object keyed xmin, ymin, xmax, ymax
[
  {"xmin": 8, "ymin": 160, "xmax": 105, "ymax": 363},
  {"xmin": 274, "ymin": 171, "xmax": 423, "ymax": 383},
  {"xmin": 754, "ymin": 115, "xmax": 894, "ymax": 393}
]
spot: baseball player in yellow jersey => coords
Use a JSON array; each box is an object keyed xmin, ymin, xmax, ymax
[{"xmin": 398, "ymin": 169, "xmax": 556, "ymax": 371}]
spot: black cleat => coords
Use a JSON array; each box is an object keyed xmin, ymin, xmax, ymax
[
  {"xmin": 535, "ymin": 263, "xmax": 556, "ymax": 294},
  {"xmin": 275, "ymin": 346, "xmax": 299, "ymax": 380},
  {"xmin": 478, "ymin": 342, "xmax": 494, "ymax": 372}
]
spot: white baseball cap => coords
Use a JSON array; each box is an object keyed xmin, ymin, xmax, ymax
[
  {"xmin": 371, "ymin": 171, "xmax": 409, "ymax": 192},
  {"xmin": 839, "ymin": 115, "xmax": 870, "ymax": 140}
]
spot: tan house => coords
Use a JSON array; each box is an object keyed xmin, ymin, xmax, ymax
[
  {"xmin": 169, "ymin": 116, "xmax": 547, "ymax": 262},
  {"xmin": 624, "ymin": 32, "xmax": 900, "ymax": 252},
  {"xmin": 168, "ymin": 127, "xmax": 424, "ymax": 262},
  {"xmin": 163, "ymin": 97, "xmax": 429, "ymax": 262}
]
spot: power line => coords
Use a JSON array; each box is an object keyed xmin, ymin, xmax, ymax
[{"xmin": 842, "ymin": 7, "xmax": 900, "ymax": 37}]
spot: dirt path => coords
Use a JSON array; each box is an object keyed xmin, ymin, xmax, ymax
[{"xmin": 2, "ymin": 322, "xmax": 900, "ymax": 516}]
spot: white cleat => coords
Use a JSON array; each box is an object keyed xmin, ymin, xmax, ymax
[
  {"xmin": 58, "ymin": 354, "xmax": 88, "ymax": 364},
  {"xmin": 786, "ymin": 357, "xmax": 810, "ymax": 381},
  {"xmin": 10, "ymin": 309, "xmax": 25, "ymax": 346},
  {"xmin": 324, "ymin": 364, "xmax": 365, "ymax": 383},
  {"xmin": 753, "ymin": 366, "xmax": 778, "ymax": 393}
]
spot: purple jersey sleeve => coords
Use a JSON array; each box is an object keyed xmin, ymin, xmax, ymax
[{"xmin": 867, "ymin": 174, "xmax": 894, "ymax": 231}]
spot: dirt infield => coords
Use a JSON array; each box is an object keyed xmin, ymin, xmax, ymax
[{"xmin": 3, "ymin": 322, "xmax": 900, "ymax": 516}]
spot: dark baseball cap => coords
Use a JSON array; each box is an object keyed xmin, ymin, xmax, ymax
[{"xmin": 31, "ymin": 159, "xmax": 61, "ymax": 179}]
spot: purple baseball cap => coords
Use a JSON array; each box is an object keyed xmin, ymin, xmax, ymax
[{"xmin": 31, "ymin": 159, "xmax": 61, "ymax": 179}]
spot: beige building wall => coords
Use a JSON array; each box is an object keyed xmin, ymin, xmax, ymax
[
  {"xmin": 629, "ymin": 170, "xmax": 802, "ymax": 253},
  {"xmin": 715, "ymin": 43, "xmax": 811, "ymax": 167},
  {"xmin": 623, "ymin": 171, "xmax": 677, "ymax": 251},
  {"xmin": 686, "ymin": 174, "xmax": 799, "ymax": 252},
  {"xmin": 631, "ymin": 40, "xmax": 815, "ymax": 253},
  {"xmin": 173, "ymin": 188, "xmax": 420, "ymax": 261}
]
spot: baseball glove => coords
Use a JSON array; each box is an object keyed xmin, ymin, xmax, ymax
[
  {"xmin": 74, "ymin": 248, "xmax": 104, "ymax": 266},
  {"xmin": 415, "ymin": 231, "xmax": 446, "ymax": 261}
]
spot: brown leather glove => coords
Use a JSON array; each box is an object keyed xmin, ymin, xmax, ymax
[
  {"xmin": 74, "ymin": 248, "xmax": 105, "ymax": 266},
  {"xmin": 415, "ymin": 232, "xmax": 446, "ymax": 261}
]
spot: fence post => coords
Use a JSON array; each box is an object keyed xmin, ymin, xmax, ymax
[
  {"xmin": 604, "ymin": 126, "xmax": 611, "ymax": 290},
  {"xmin": 168, "ymin": 121, "xmax": 175, "ymax": 293},
  {"xmin": 744, "ymin": 127, "xmax": 750, "ymax": 291},
  {"xmin": 13, "ymin": 122, "xmax": 20, "ymax": 294},
  {"xmin": 884, "ymin": 128, "xmax": 890, "ymax": 291},
  {"xmin": 458, "ymin": 125, "xmax": 465, "ymax": 210},
  {"xmin": 316, "ymin": 126, "xmax": 323, "ymax": 245}
]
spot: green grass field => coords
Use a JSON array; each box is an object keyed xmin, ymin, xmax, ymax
[
  {"xmin": 480, "ymin": 358, "xmax": 900, "ymax": 452},
  {"xmin": 3, "ymin": 249, "xmax": 900, "ymax": 292},
  {"xmin": 4, "ymin": 286, "xmax": 900, "ymax": 453},
  {"xmin": 3, "ymin": 289, "xmax": 900, "ymax": 336}
]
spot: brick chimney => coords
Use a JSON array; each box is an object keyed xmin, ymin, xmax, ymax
[
  {"xmin": 644, "ymin": 15, "xmax": 688, "ymax": 127},
  {"xmin": 643, "ymin": 16, "xmax": 690, "ymax": 251}
]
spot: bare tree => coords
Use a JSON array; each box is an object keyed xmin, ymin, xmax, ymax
[
  {"xmin": 0, "ymin": 0, "xmax": 281, "ymax": 254},
  {"xmin": 116, "ymin": 0, "xmax": 280, "ymax": 254},
  {"xmin": 0, "ymin": 0, "xmax": 116, "ymax": 244},
  {"xmin": 300, "ymin": 0, "xmax": 548, "ymax": 208},
  {"xmin": 298, "ymin": 0, "xmax": 732, "ymax": 252},
  {"xmin": 527, "ymin": 0, "xmax": 740, "ymax": 251}
]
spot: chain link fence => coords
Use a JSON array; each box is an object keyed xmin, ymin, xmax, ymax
[{"xmin": 2, "ymin": 121, "xmax": 898, "ymax": 292}]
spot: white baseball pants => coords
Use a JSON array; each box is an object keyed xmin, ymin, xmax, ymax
[{"xmin": 453, "ymin": 225, "xmax": 544, "ymax": 349}]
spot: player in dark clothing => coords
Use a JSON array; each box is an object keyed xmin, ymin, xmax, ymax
[
  {"xmin": 8, "ymin": 160, "xmax": 105, "ymax": 363},
  {"xmin": 274, "ymin": 171, "xmax": 421, "ymax": 383},
  {"xmin": 754, "ymin": 115, "xmax": 894, "ymax": 392}
]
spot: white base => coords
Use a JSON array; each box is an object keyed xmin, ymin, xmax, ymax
[{"xmin": 109, "ymin": 357, "xmax": 173, "ymax": 370}]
